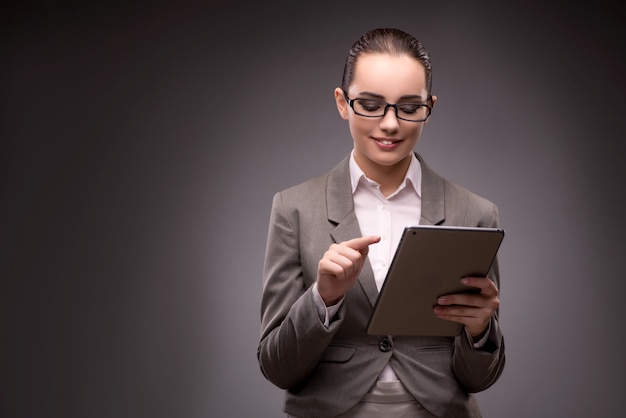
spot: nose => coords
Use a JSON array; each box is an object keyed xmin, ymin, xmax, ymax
[{"xmin": 379, "ymin": 105, "xmax": 400, "ymax": 131}]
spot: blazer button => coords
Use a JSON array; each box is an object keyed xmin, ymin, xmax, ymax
[{"xmin": 378, "ymin": 336, "xmax": 391, "ymax": 352}]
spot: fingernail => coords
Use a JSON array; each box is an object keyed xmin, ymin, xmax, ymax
[{"xmin": 438, "ymin": 297, "xmax": 446, "ymax": 304}]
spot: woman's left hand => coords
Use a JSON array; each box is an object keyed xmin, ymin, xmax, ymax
[{"xmin": 433, "ymin": 276, "xmax": 500, "ymax": 339}]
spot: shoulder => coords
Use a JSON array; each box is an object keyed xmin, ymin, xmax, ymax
[
  {"xmin": 272, "ymin": 156, "xmax": 349, "ymax": 206},
  {"xmin": 273, "ymin": 172, "xmax": 328, "ymax": 208},
  {"xmin": 444, "ymin": 176, "xmax": 497, "ymax": 212},
  {"xmin": 418, "ymin": 154, "xmax": 499, "ymax": 227}
]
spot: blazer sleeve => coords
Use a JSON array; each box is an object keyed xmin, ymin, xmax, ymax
[
  {"xmin": 451, "ymin": 200, "xmax": 506, "ymax": 392},
  {"xmin": 257, "ymin": 191, "xmax": 345, "ymax": 389}
]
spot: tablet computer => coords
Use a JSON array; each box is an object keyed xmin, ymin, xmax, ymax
[{"xmin": 366, "ymin": 225, "xmax": 504, "ymax": 337}]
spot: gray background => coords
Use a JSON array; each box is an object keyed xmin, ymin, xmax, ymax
[{"xmin": 2, "ymin": 1, "xmax": 625, "ymax": 417}]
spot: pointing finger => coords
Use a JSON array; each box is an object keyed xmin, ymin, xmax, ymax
[{"xmin": 341, "ymin": 235, "xmax": 381, "ymax": 254}]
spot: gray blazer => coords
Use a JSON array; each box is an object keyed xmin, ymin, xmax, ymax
[{"xmin": 258, "ymin": 153, "xmax": 505, "ymax": 418}]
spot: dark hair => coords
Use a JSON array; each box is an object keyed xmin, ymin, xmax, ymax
[{"xmin": 341, "ymin": 28, "xmax": 433, "ymax": 95}]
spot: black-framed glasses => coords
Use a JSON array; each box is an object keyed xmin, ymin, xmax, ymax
[{"xmin": 343, "ymin": 91, "xmax": 432, "ymax": 122}]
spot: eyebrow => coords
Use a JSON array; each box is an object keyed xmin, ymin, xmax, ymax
[{"xmin": 357, "ymin": 91, "xmax": 425, "ymax": 101}]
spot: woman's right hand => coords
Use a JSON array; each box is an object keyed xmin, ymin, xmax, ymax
[{"xmin": 316, "ymin": 235, "xmax": 380, "ymax": 306}]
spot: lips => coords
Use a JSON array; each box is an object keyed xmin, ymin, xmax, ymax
[{"xmin": 373, "ymin": 137, "xmax": 401, "ymax": 145}]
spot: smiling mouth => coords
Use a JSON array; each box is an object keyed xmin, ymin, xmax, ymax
[{"xmin": 375, "ymin": 138, "xmax": 400, "ymax": 145}]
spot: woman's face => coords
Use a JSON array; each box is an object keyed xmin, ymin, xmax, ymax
[{"xmin": 334, "ymin": 53, "xmax": 436, "ymax": 177}]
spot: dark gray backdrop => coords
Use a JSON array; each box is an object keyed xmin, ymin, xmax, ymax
[{"xmin": 2, "ymin": 1, "xmax": 625, "ymax": 417}]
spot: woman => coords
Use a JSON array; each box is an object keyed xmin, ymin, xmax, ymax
[{"xmin": 258, "ymin": 27, "xmax": 505, "ymax": 418}]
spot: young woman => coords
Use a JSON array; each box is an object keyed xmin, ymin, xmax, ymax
[{"xmin": 258, "ymin": 28, "xmax": 505, "ymax": 418}]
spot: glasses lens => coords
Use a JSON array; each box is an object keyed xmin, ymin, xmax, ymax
[
  {"xmin": 397, "ymin": 104, "xmax": 428, "ymax": 121},
  {"xmin": 353, "ymin": 99, "xmax": 385, "ymax": 116}
]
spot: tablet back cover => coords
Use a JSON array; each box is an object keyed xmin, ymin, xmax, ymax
[{"xmin": 366, "ymin": 225, "xmax": 504, "ymax": 337}]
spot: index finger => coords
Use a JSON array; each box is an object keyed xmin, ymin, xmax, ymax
[{"xmin": 341, "ymin": 235, "xmax": 381, "ymax": 253}]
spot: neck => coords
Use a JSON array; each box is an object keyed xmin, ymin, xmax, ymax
[{"xmin": 356, "ymin": 153, "xmax": 412, "ymax": 198}]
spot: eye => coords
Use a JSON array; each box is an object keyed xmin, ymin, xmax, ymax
[
  {"xmin": 398, "ymin": 104, "xmax": 422, "ymax": 114},
  {"xmin": 356, "ymin": 99, "xmax": 383, "ymax": 112}
]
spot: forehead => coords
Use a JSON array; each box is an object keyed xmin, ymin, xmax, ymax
[{"xmin": 350, "ymin": 53, "xmax": 428, "ymax": 98}]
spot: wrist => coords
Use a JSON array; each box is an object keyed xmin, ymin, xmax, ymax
[
  {"xmin": 316, "ymin": 282, "xmax": 343, "ymax": 306},
  {"xmin": 323, "ymin": 296, "xmax": 341, "ymax": 306}
]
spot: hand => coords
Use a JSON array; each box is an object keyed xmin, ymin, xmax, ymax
[
  {"xmin": 433, "ymin": 276, "xmax": 500, "ymax": 338},
  {"xmin": 317, "ymin": 235, "xmax": 381, "ymax": 306}
]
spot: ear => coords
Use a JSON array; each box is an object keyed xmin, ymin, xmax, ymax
[
  {"xmin": 425, "ymin": 94, "xmax": 437, "ymax": 124},
  {"xmin": 334, "ymin": 87, "xmax": 349, "ymax": 120},
  {"xmin": 430, "ymin": 95, "xmax": 437, "ymax": 108}
]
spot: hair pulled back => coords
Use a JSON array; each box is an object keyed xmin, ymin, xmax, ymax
[{"xmin": 341, "ymin": 28, "xmax": 432, "ymax": 95}]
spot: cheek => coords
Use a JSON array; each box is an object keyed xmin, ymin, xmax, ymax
[
  {"xmin": 348, "ymin": 118, "xmax": 373, "ymax": 138},
  {"xmin": 406, "ymin": 124, "xmax": 424, "ymax": 141},
  {"xmin": 347, "ymin": 120, "xmax": 363, "ymax": 139}
]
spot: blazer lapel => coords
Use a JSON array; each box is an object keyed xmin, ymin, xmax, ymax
[
  {"xmin": 416, "ymin": 153, "xmax": 446, "ymax": 226},
  {"xmin": 326, "ymin": 156, "xmax": 379, "ymax": 308},
  {"xmin": 324, "ymin": 153, "xmax": 448, "ymax": 308}
]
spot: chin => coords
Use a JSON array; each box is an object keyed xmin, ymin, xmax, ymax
[
  {"xmin": 370, "ymin": 156, "xmax": 409, "ymax": 168},
  {"xmin": 374, "ymin": 150, "xmax": 412, "ymax": 164}
]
